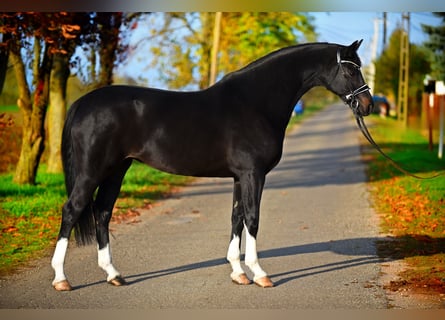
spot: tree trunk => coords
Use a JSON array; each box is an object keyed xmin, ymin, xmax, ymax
[
  {"xmin": 47, "ymin": 52, "xmax": 70, "ymax": 173},
  {"xmin": 0, "ymin": 33, "xmax": 11, "ymax": 94},
  {"xmin": 209, "ymin": 12, "xmax": 222, "ymax": 87},
  {"xmin": 11, "ymin": 39, "xmax": 51, "ymax": 185},
  {"xmin": 97, "ymin": 41, "xmax": 115, "ymax": 87},
  {"xmin": 96, "ymin": 13, "xmax": 122, "ymax": 88},
  {"xmin": 198, "ymin": 13, "xmax": 214, "ymax": 90}
]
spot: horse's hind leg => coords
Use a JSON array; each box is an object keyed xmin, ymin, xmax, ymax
[
  {"xmin": 51, "ymin": 235, "xmax": 71, "ymax": 291},
  {"xmin": 94, "ymin": 160, "xmax": 131, "ymax": 286},
  {"xmin": 52, "ymin": 179, "xmax": 97, "ymax": 291}
]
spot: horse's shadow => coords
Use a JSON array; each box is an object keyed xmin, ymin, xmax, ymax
[
  {"xmin": 73, "ymin": 235, "xmax": 445, "ymax": 290},
  {"xmin": 120, "ymin": 237, "xmax": 379, "ymax": 287}
]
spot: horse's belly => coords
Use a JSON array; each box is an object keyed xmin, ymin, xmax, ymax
[{"xmin": 133, "ymin": 144, "xmax": 232, "ymax": 178}]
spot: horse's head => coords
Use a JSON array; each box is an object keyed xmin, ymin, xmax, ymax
[{"xmin": 326, "ymin": 40, "xmax": 374, "ymax": 117}]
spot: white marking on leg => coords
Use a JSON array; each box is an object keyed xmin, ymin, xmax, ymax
[
  {"xmin": 98, "ymin": 243, "xmax": 121, "ymax": 281},
  {"xmin": 226, "ymin": 235, "xmax": 245, "ymax": 279},
  {"xmin": 51, "ymin": 238, "xmax": 69, "ymax": 285},
  {"xmin": 244, "ymin": 225, "xmax": 267, "ymax": 282}
]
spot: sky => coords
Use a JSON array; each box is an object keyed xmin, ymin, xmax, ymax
[
  {"xmin": 118, "ymin": 12, "xmax": 443, "ymax": 89},
  {"xmin": 311, "ymin": 12, "xmax": 443, "ymax": 65}
]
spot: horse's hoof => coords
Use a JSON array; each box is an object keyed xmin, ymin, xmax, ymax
[
  {"xmin": 254, "ymin": 276, "xmax": 274, "ymax": 288},
  {"xmin": 53, "ymin": 280, "xmax": 72, "ymax": 291},
  {"xmin": 231, "ymin": 273, "xmax": 252, "ymax": 285},
  {"xmin": 108, "ymin": 275, "xmax": 127, "ymax": 286}
]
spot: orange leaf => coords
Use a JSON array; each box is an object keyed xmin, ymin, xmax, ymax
[{"xmin": 2, "ymin": 226, "xmax": 18, "ymax": 233}]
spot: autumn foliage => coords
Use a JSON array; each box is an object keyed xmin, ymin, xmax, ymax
[{"xmin": 364, "ymin": 116, "xmax": 445, "ymax": 294}]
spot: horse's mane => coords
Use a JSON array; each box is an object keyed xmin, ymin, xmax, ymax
[{"xmin": 218, "ymin": 42, "xmax": 336, "ymax": 83}]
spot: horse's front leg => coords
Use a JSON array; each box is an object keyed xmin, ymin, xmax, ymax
[
  {"xmin": 228, "ymin": 171, "xmax": 273, "ymax": 288},
  {"xmin": 227, "ymin": 178, "xmax": 251, "ymax": 285},
  {"xmin": 241, "ymin": 171, "xmax": 273, "ymax": 287}
]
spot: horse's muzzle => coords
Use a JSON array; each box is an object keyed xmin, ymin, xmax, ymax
[
  {"xmin": 345, "ymin": 84, "xmax": 373, "ymax": 117},
  {"xmin": 356, "ymin": 94, "xmax": 374, "ymax": 116},
  {"xmin": 356, "ymin": 98, "xmax": 374, "ymax": 116}
]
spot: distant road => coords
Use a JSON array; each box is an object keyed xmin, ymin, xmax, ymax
[{"xmin": 0, "ymin": 104, "xmax": 388, "ymax": 308}]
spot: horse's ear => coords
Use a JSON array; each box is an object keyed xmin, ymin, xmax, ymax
[{"xmin": 349, "ymin": 39, "xmax": 363, "ymax": 51}]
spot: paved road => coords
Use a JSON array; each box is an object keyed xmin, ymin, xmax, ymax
[{"xmin": 0, "ymin": 104, "xmax": 388, "ymax": 308}]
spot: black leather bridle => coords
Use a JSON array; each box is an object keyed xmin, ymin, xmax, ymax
[
  {"xmin": 336, "ymin": 49, "xmax": 371, "ymax": 115},
  {"xmin": 335, "ymin": 49, "xmax": 442, "ymax": 179}
]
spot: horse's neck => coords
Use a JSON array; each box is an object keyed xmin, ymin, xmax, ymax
[{"xmin": 247, "ymin": 49, "xmax": 328, "ymax": 131}]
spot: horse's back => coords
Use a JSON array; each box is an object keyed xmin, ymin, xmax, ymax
[{"xmin": 67, "ymin": 85, "xmax": 232, "ymax": 177}]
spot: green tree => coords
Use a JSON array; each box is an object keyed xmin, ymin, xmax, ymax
[
  {"xmin": 374, "ymin": 28, "xmax": 431, "ymax": 115},
  {"xmin": 422, "ymin": 12, "xmax": 445, "ymax": 81},
  {"xmin": 146, "ymin": 12, "xmax": 316, "ymax": 90},
  {"xmin": 218, "ymin": 12, "xmax": 316, "ymax": 75}
]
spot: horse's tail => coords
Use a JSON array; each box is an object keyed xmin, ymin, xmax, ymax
[{"xmin": 62, "ymin": 101, "xmax": 96, "ymax": 246}]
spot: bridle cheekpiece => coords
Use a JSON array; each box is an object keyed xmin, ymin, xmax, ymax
[{"xmin": 336, "ymin": 49, "xmax": 371, "ymax": 115}]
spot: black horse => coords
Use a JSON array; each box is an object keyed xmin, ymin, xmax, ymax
[{"xmin": 51, "ymin": 40, "xmax": 373, "ymax": 290}]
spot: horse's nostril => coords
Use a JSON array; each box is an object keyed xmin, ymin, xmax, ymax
[{"xmin": 364, "ymin": 104, "xmax": 373, "ymax": 116}]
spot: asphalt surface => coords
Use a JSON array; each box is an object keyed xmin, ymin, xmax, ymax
[{"xmin": 0, "ymin": 103, "xmax": 389, "ymax": 309}]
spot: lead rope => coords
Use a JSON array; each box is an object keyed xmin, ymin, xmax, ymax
[
  {"xmin": 355, "ymin": 114, "xmax": 443, "ymax": 180},
  {"xmin": 337, "ymin": 46, "xmax": 443, "ymax": 179}
]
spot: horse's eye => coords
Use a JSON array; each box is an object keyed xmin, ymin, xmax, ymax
[
  {"xmin": 345, "ymin": 66, "xmax": 359, "ymax": 77},
  {"xmin": 343, "ymin": 68, "xmax": 354, "ymax": 77}
]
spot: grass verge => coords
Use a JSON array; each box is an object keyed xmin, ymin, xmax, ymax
[{"xmin": 361, "ymin": 115, "xmax": 445, "ymax": 294}]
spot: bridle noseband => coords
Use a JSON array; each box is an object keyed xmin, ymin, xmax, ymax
[{"xmin": 335, "ymin": 49, "xmax": 371, "ymax": 115}]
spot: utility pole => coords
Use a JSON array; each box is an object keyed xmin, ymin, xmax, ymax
[
  {"xmin": 368, "ymin": 17, "xmax": 379, "ymax": 95},
  {"xmin": 209, "ymin": 12, "xmax": 222, "ymax": 86},
  {"xmin": 382, "ymin": 12, "xmax": 387, "ymax": 48},
  {"xmin": 397, "ymin": 12, "xmax": 410, "ymax": 127}
]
